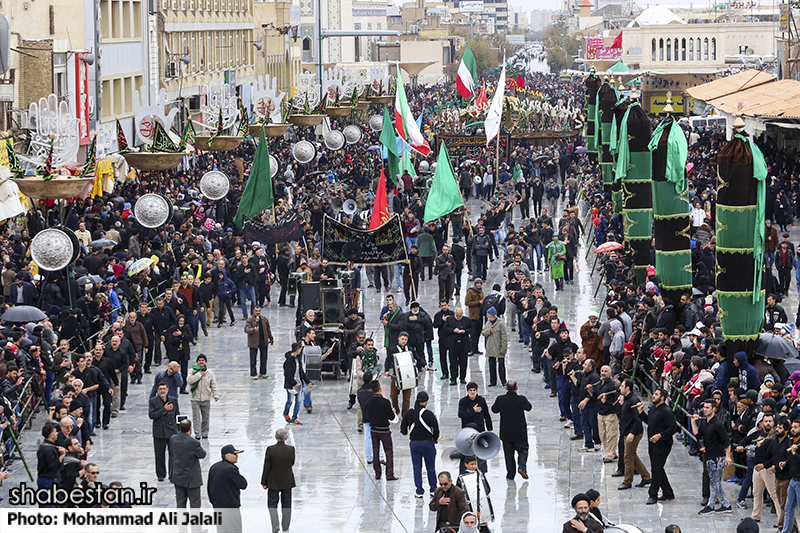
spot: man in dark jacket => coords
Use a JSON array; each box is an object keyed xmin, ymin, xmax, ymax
[
  {"xmin": 37, "ymin": 424, "xmax": 64, "ymax": 503},
  {"xmin": 168, "ymin": 418, "xmax": 207, "ymax": 510},
  {"xmin": 276, "ymin": 248, "xmax": 292, "ymax": 306},
  {"xmin": 208, "ymin": 445, "xmax": 248, "ymax": 533},
  {"xmin": 429, "ymin": 471, "xmax": 470, "ymax": 531},
  {"xmin": 9, "ymin": 273, "xmax": 37, "ymax": 306},
  {"xmin": 434, "ymin": 245, "xmax": 455, "ymax": 303},
  {"xmin": 400, "ymin": 391, "xmax": 440, "ymax": 498},
  {"xmin": 385, "ymin": 332, "xmax": 427, "ymax": 415},
  {"xmin": 365, "ymin": 380, "xmax": 398, "ymax": 480},
  {"xmin": 261, "ymin": 428, "xmax": 296, "ymax": 533},
  {"xmin": 149, "ymin": 382, "xmax": 180, "ymax": 481},
  {"xmin": 444, "ymin": 308, "xmax": 472, "ymax": 386},
  {"xmin": 282, "ymin": 343, "xmax": 306, "ymax": 425},
  {"xmin": 433, "ymin": 301, "xmax": 454, "ymax": 381},
  {"xmin": 458, "ymin": 382, "xmax": 493, "ymax": 432},
  {"xmin": 618, "ymin": 378, "xmax": 652, "ymax": 490},
  {"xmin": 491, "ymin": 381, "xmax": 532, "ymax": 480},
  {"xmin": 637, "ymin": 388, "xmax": 678, "ymax": 504}
]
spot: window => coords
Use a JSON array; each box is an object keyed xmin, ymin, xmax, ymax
[
  {"xmin": 689, "ymin": 38, "xmax": 693, "ymax": 60},
  {"xmin": 704, "ymin": 38, "xmax": 709, "ymax": 60},
  {"xmin": 100, "ymin": 0, "xmax": 143, "ymax": 40},
  {"xmin": 651, "ymin": 38, "xmax": 656, "ymax": 61},
  {"xmin": 696, "ymin": 38, "xmax": 701, "ymax": 60},
  {"xmin": 303, "ymin": 37, "xmax": 311, "ymax": 51},
  {"xmin": 711, "ymin": 38, "xmax": 716, "ymax": 60},
  {"xmin": 53, "ymin": 53, "xmax": 67, "ymax": 98},
  {"xmin": 681, "ymin": 38, "xmax": 686, "ymax": 61},
  {"xmin": 100, "ymin": 73, "xmax": 144, "ymax": 121},
  {"xmin": 673, "ymin": 39, "xmax": 678, "ymax": 61},
  {"xmin": 666, "ymin": 39, "xmax": 671, "ymax": 61},
  {"xmin": 659, "ymin": 38, "xmax": 663, "ymax": 61}
]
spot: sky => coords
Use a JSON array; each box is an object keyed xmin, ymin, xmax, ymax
[{"xmin": 505, "ymin": 0, "xmax": 725, "ymax": 15}]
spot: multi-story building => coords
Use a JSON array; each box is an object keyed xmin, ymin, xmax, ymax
[{"xmin": 153, "ymin": 0, "xmax": 257, "ymax": 128}]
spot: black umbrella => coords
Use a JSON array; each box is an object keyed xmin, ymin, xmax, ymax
[
  {"xmin": 533, "ymin": 155, "xmax": 550, "ymax": 164},
  {"xmin": 755, "ymin": 333, "xmax": 799, "ymax": 361},
  {"xmin": 784, "ymin": 358, "xmax": 800, "ymax": 375},
  {"xmin": 575, "ymin": 146, "xmax": 588, "ymax": 154},
  {"xmin": 0, "ymin": 305, "xmax": 47, "ymax": 323}
]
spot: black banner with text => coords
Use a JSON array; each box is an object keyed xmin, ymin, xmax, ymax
[{"xmin": 322, "ymin": 214, "xmax": 408, "ymax": 266}]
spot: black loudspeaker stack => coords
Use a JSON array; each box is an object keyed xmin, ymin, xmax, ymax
[{"xmin": 322, "ymin": 288, "xmax": 344, "ymax": 325}]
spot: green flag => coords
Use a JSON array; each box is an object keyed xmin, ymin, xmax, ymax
[
  {"xmin": 379, "ymin": 105, "xmax": 400, "ymax": 185},
  {"xmin": 402, "ymin": 147, "xmax": 417, "ymax": 178},
  {"xmin": 512, "ymin": 163, "xmax": 522, "ymax": 184},
  {"xmin": 424, "ymin": 143, "xmax": 464, "ymax": 223},
  {"xmin": 233, "ymin": 130, "xmax": 273, "ymax": 228}
]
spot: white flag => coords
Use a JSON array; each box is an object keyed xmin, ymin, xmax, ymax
[{"xmin": 485, "ymin": 62, "xmax": 506, "ymax": 147}]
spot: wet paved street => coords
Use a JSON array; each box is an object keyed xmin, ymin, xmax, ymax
[{"xmin": 4, "ymin": 196, "xmax": 781, "ymax": 533}]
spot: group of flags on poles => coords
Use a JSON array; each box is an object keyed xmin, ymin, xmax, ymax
[{"xmin": 235, "ymin": 53, "xmax": 480, "ymax": 239}]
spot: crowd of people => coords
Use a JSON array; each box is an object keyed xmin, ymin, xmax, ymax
[{"xmin": 0, "ymin": 64, "xmax": 797, "ymax": 533}]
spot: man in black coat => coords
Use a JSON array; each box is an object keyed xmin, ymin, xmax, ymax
[
  {"xmin": 169, "ymin": 418, "xmax": 207, "ymax": 509},
  {"xmin": 458, "ymin": 382, "xmax": 493, "ymax": 432},
  {"xmin": 444, "ymin": 308, "xmax": 472, "ymax": 386},
  {"xmin": 208, "ymin": 445, "xmax": 248, "ymax": 533},
  {"xmin": 149, "ymin": 382, "xmax": 180, "ymax": 482},
  {"xmin": 261, "ymin": 428, "xmax": 296, "ymax": 533},
  {"xmin": 636, "ymin": 388, "xmax": 678, "ymax": 504},
  {"xmin": 491, "ymin": 381, "xmax": 532, "ymax": 480},
  {"xmin": 365, "ymin": 380, "xmax": 398, "ymax": 480},
  {"xmin": 433, "ymin": 300, "xmax": 454, "ymax": 381}
]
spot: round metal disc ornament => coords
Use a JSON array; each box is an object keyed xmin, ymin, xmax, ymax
[
  {"xmin": 368, "ymin": 115, "xmax": 383, "ymax": 132},
  {"xmin": 293, "ymin": 140, "xmax": 316, "ymax": 164},
  {"xmin": 199, "ymin": 170, "xmax": 230, "ymax": 201},
  {"xmin": 324, "ymin": 130, "xmax": 345, "ymax": 151},
  {"xmin": 269, "ymin": 154, "xmax": 279, "ymax": 178},
  {"xmin": 343, "ymin": 125, "xmax": 362, "ymax": 145},
  {"xmin": 134, "ymin": 194, "xmax": 173, "ymax": 228},
  {"xmin": 30, "ymin": 228, "xmax": 75, "ymax": 271}
]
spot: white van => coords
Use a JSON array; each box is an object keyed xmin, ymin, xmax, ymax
[{"xmin": 687, "ymin": 116, "xmax": 727, "ymax": 130}]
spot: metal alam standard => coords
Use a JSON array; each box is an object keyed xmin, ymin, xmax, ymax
[{"xmin": 585, "ymin": 70, "xmax": 601, "ymax": 159}]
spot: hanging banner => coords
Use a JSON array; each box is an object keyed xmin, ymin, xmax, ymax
[
  {"xmin": 0, "ymin": 138, "xmax": 13, "ymax": 168},
  {"xmin": 243, "ymin": 214, "xmax": 304, "ymax": 245},
  {"xmin": 322, "ymin": 214, "xmax": 408, "ymax": 265},
  {"xmin": 75, "ymin": 53, "xmax": 91, "ymax": 145}
]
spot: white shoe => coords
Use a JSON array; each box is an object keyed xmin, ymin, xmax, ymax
[{"xmin": 564, "ymin": 421, "xmax": 573, "ymax": 428}]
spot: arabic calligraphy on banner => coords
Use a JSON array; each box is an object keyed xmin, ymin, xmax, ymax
[
  {"xmin": 586, "ymin": 37, "xmax": 622, "ymax": 61},
  {"xmin": 322, "ymin": 214, "xmax": 408, "ymax": 266}
]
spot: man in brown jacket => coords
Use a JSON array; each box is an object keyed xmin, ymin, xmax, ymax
[
  {"xmin": 244, "ymin": 307, "xmax": 273, "ymax": 380},
  {"xmin": 261, "ymin": 428, "xmax": 296, "ymax": 533},
  {"xmin": 766, "ymin": 219, "xmax": 779, "ymax": 270},
  {"xmin": 464, "ymin": 279, "xmax": 484, "ymax": 355},
  {"xmin": 579, "ymin": 312, "xmax": 604, "ymax": 370},
  {"xmin": 125, "ymin": 311, "xmax": 148, "ymax": 385},
  {"xmin": 430, "ymin": 471, "xmax": 470, "ymax": 531}
]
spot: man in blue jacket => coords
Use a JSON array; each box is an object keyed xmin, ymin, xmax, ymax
[
  {"xmin": 208, "ymin": 444, "xmax": 248, "ymax": 533},
  {"xmin": 714, "ymin": 351, "xmax": 760, "ymax": 397}
]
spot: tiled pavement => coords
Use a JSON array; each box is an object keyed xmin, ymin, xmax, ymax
[{"xmin": 4, "ymin": 195, "xmax": 785, "ymax": 533}]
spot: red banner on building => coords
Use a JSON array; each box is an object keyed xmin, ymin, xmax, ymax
[
  {"xmin": 75, "ymin": 53, "xmax": 90, "ymax": 145},
  {"xmin": 586, "ymin": 37, "xmax": 622, "ymax": 61}
]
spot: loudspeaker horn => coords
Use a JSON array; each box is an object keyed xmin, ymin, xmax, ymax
[
  {"xmin": 331, "ymin": 197, "xmax": 344, "ymax": 212},
  {"xmin": 342, "ymin": 199, "xmax": 358, "ymax": 216},
  {"xmin": 454, "ymin": 428, "xmax": 501, "ymax": 460}
]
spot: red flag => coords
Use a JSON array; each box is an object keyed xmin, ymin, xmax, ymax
[
  {"xmin": 476, "ymin": 81, "xmax": 488, "ymax": 108},
  {"xmin": 370, "ymin": 167, "xmax": 391, "ymax": 230},
  {"xmin": 611, "ymin": 32, "xmax": 622, "ymax": 48},
  {"xmin": 516, "ymin": 75, "xmax": 524, "ymax": 88}
]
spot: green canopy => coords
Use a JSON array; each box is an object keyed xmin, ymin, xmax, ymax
[{"xmin": 608, "ymin": 61, "xmax": 631, "ymax": 72}]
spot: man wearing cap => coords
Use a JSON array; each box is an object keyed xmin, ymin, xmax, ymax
[
  {"xmin": 208, "ymin": 444, "xmax": 248, "ymax": 533},
  {"xmin": 385, "ymin": 331, "xmax": 427, "ymax": 415},
  {"xmin": 401, "ymin": 391, "xmax": 440, "ymax": 498},
  {"xmin": 186, "ymin": 354, "xmax": 219, "ymax": 439},
  {"xmin": 562, "ymin": 493, "xmax": 603, "ymax": 533},
  {"xmin": 482, "ymin": 307, "xmax": 508, "ymax": 387}
]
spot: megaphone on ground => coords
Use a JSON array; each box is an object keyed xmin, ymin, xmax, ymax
[{"xmin": 455, "ymin": 428, "xmax": 500, "ymax": 460}]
